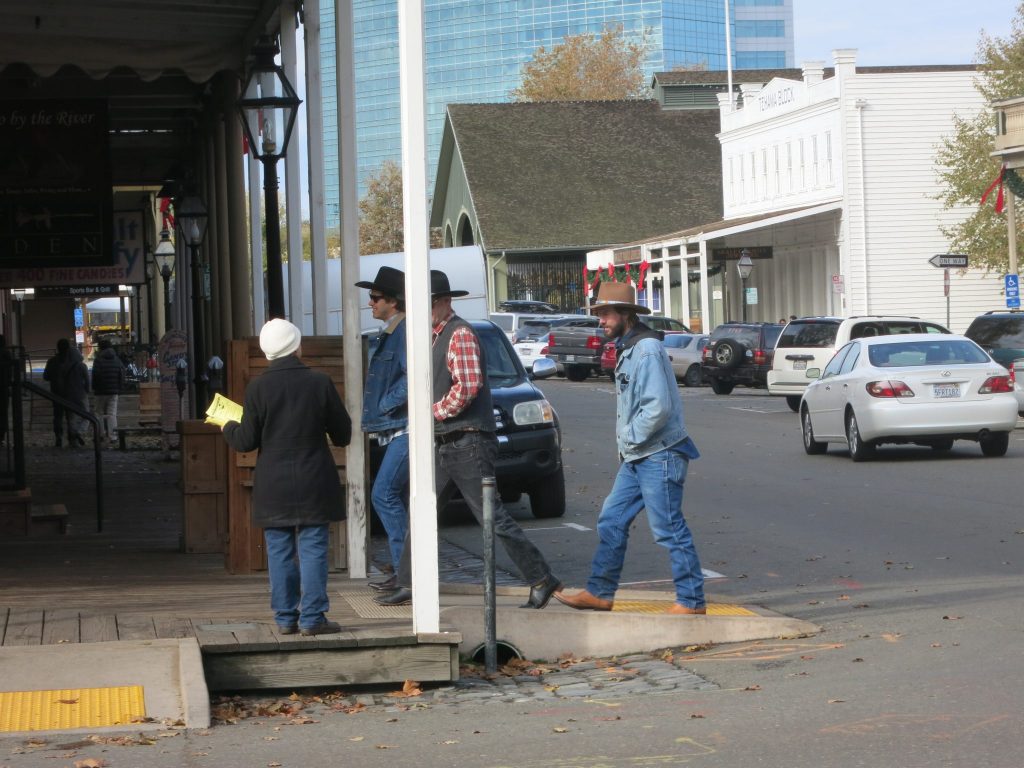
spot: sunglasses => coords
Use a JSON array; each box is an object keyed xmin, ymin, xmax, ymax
[{"xmin": 368, "ymin": 294, "xmax": 388, "ymax": 303}]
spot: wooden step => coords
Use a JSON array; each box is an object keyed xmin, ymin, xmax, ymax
[{"xmin": 30, "ymin": 503, "xmax": 68, "ymax": 536}]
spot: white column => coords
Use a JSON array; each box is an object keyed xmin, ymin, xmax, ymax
[
  {"xmin": 698, "ymin": 240, "xmax": 710, "ymax": 334},
  {"xmin": 303, "ymin": 0, "xmax": 330, "ymax": 334},
  {"xmin": 335, "ymin": 0, "xmax": 368, "ymax": 578},
  {"xmin": 282, "ymin": 5, "xmax": 304, "ymax": 326},
  {"xmin": 399, "ymin": 0, "xmax": 440, "ymax": 633}
]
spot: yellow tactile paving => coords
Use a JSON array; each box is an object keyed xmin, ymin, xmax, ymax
[
  {"xmin": 612, "ymin": 601, "xmax": 756, "ymax": 616},
  {"xmin": 0, "ymin": 686, "xmax": 145, "ymax": 733}
]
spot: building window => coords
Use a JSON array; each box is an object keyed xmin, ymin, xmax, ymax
[
  {"xmin": 739, "ymin": 154, "xmax": 746, "ymax": 202},
  {"xmin": 812, "ymin": 135, "xmax": 819, "ymax": 187},
  {"xmin": 729, "ymin": 156, "xmax": 736, "ymax": 204},
  {"xmin": 735, "ymin": 51, "xmax": 787, "ymax": 69},
  {"xmin": 749, "ymin": 152, "xmax": 756, "ymax": 201},
  {"xmin": 786, "ymin": 142, "xmax": 793, "ymax": 193},
  {"xmin": 825, "ymin": 131, "xmax": 833, "ymax": 184},
  {"xmin": 761, "ymin": 148, "xmax": 768, "ymax": 200},
  {"xmin": 798, "ymin": 138, "xmax": 805, "ymax": 189},
  {"xmin": 773, "ymin": 145, "xmax": 780, "ymax": 197},
  {"xmin": 734, "ymin": 20, "xmax": 785, "ymax": 38}
]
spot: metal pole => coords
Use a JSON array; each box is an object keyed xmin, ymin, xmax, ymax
[
  {"xmin": 945, "ymin": 268, "xmax": 951, "ymax": 329},
  {"xmin": 482, "ymin": 475, "xmax": 497, "ymax": 675},
  {"xmin": 162, "ymin": 270, "xmax": 173, "ymax": 331},
  {"xmin": 1008, "ymin": 188, "xmax": 1019, "ymax": 278},
  {"xmin": 740, "ymin": 277, "xmax": 747, "ymax": 322},
  {"xmin": 190, "ymin": 244, "xmax": 207, "ymax": 417},
  {"xmin": 263, "ymin": 157, "xmax": 286, "ymax": 319}
]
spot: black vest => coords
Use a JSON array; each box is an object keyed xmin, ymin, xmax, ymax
[{"xmin": 432, "ymin": 316, "xmax": 495, "ymax": 434}]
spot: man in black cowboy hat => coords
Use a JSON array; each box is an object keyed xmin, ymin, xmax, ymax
[
  {"xmin": 355, "ymin": 266, "xmax": 410, "ymax": 590},
  {"xmin": 376, "ymin": 270, "xmax": 562, "ymax": 609}
]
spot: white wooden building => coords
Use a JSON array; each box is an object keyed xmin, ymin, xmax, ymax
[{"xmin": 589, "ymin": 50, "xmax": 1003, "ymax": 333}]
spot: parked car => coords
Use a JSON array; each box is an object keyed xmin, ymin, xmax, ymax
[
  {"xmin": 702, "ymin": 322, "xmax": 785, "ymax": 394},
  {"xmin": 489, "ymin": 311, "xmax": 560, "ymax": 343},
  {"xmin": 664, "ymin": 333, "xmax": 709, "ymax": 386},
  {"xmin": 963, "ymin": 310, "xmax": 1024, "ymax": 414},
  {"xmin": 600, "ymin": 340, "xmax": 616, "ymax": 378},
  {"xmin": 368, "ymin": 321, "xmax": 566, "ymax": 518},
  {"xmin": 513, "ymin": 316, "xmax": 598, "ymax": 373},
  {"xmin": 769, "ymin": 316, "xmax": 951, "ymax": 412},
  {"xmin": 645, "ymin": 316, "xmax": 692, "ymax": 334},
  {"xmin": 799, "ymin": 334, "xmax": 1017, "ymax": 461},
  {"xmin": 498, "ymin": 299, "xmax": 560, "ymax": 314}
]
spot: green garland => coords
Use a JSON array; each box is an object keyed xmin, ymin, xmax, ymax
[
  {"xmin": 586, "ymin": 266, "xmax": 639, "ymax": 284},
  {"xmin": 1006, "ymin": 168, "xmax": 1024, "ymax": 200}
]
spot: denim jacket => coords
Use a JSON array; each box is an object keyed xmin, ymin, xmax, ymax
[
  {"xmin": 614, "ymin": 324, "xmax": 692, "ymax": 462},
  {"xmin": 362, "ymin": 314, "xmax": 408, "ymax": 433}
]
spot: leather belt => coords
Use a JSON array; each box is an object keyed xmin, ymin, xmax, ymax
[{"xmin": 435, "ymin": 429, "xmax": 471, "ymax": 444}]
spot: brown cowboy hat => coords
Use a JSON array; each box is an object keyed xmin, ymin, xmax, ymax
[
  {"xmin": 430, "ymin": 269, "xmax": 469, "ymax": 298},
  {"xmin": 587, "ymin": 281, "xmax": 651, "ymax": 315},
  {"xmin": 355, "ymin": 266, "xmax": 405, "ymax": 300}
]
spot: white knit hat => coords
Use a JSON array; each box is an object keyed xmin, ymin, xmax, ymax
[{"xmin": 259, "ymin": 318, "xmax": 302, "ymax": 360}]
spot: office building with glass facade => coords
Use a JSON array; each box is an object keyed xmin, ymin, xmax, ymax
[{"xmin": 319, "ymin": 0, "xmax": 793, "ymax": 227}]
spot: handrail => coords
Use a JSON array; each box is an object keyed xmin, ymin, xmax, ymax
[{"xmin": 21, "ymin": 380, "xmax": 105, "ymax": 532}]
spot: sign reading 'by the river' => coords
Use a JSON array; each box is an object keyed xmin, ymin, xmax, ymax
[{"xmin": 0, "ymin": 99, "xmax": 112, "ymax": 268}]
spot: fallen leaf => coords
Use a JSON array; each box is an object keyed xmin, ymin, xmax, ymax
[
  {"xmin": 375, "ymin": 744, "xmax": 397, "ymax": 749},
  {"xmin": 442, "ymin": 740, "xmax": 460, "ymax": 744},
  {"xmin": 74, "ymin": 760, "xmax": 107, "ymax": 768},
  {"xmin": 942, "ymin": 615, "xmax": 962, "ymax": 620},
  {"xmin": 689, "ymin": 713, "xmax": 705, "ymax": 719},
  {"xmin": 388, "ymin": 680, "xmax": 422, "ymax": 698},
  {"xmin": 348, "ymin": 736, "xmax": 364, "ymax": 742},
  {"xmin": 837, "ymin": 595, "xmax": 850, "ymax": 601},
  {"xmin": 743, "ymin": 685, "xmax": 762, "ymax": 692},
  {"xmin": 58, "ymin": 699, "xmax": 80, "ymax": 705},
  {"xmin": 269, "ymin": 763, "xmax": 282, "ymax": 767},
  {"xmin": 931, "ymin": 643, "xmax": 942, "ymax": 648},
  {"xmin": 552, "ymin": 727, "xmax": 568, "ymax": 733},
  {"xmin": 827, "ymin": 699, "xmax": 845, "ymax": 704},
  {"xmin": 881, "ymin": 633, "xmax": 902, "ymax": 643},
  {"xmin": 852, "ymin": 658, "xmax": 864, "ymax": 663}
]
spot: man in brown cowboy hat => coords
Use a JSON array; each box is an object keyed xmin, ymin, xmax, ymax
[
  {"xmin": 355, "ymin": 266, "xmax": 410, "ymax": 591},
  {"xmin": 555, "ymin": 281, "xmax": 706, "ymax": 615},
  {"xmin": 376, "ymin": 269, "xmax": 562, "ymax": 609}
]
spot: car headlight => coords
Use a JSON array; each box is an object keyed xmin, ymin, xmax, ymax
[{"xmin": 513, "ymin": 399, "xmax": 554, "ymax": 426}]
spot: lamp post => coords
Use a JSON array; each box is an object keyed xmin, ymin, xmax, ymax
[
  {"xmin": 177, "ymin": 195, "xmax": 209, "ymax": 417},
  {"xmin": 736, "ymin": 249, "xmax": 754, "ymax": 322},
  {"xmin": 237, "ymin": 35, "xmax": 301, "ymax": 319},
  {"xmin": 153, "ymin": 229, "xmax": 176, "ymax": 332},
  {"xmin": 145, "ymin": 252, "xmax": 157, "ymax": 347}
]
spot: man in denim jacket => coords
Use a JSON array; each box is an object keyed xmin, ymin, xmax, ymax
[
  {"xmin": 356, "ymin": 267, "xmax": 409, "ymax": 592},
  {"xmin": 555, "ymin": 282, "xmax": 706, "ymax": 615}
]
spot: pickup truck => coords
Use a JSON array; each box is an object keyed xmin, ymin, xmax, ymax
[{"xmin": 545, "ymin": 322, "xmax": 605, "ymax": 381}]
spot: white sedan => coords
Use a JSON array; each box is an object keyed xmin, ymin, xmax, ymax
[{"xmin": 800, "ymin": 334, "xmax": 1019, "ymax": 460}]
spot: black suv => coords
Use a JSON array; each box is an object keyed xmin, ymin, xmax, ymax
[
  {"xmin": 963, "ymin": 310, "xmax": 1024, "ymax": 414},
  {"xmin": 701, "ymin": 322, "xmax": 785, "ymax": 395},
  {"xmin": 368, "ymin": 320, "xmax": 565, "ymax": 519}
]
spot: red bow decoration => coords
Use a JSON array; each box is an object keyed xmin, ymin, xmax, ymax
[
  {"xmin": 607, "ymin": 263, "xmax": 614, "ymax": 279},
  {"xmin": 638, "ymin": 260, "xmax": 649, "ymax": 287},
  {"xmin": 159, "ymin": 196, "xmax": 175, "ymax": 229},
  {"xmin": 981, "ymin": 164, "xmax": 1006, "ymax": 214}
]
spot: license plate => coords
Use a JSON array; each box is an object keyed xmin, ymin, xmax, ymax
[
  {"xmin": 933, "ymin": 384, "xmax": 960, "ymax": 398},
  {"xmin": 564, "ymin": 355, "xmax": 576, "ymax": 362},
  {"xmin": 793, "ymin": 360, "xmax": 806, "ymax": 370},
  {"xmin": 520, "ymin": 346, "xmax": 533, "ymax": 354}
]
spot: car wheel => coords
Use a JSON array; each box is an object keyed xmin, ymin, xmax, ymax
[
  {"xmin": 980, "ymin": 431, "xmax": 1010, "ymax": 457},
  {"xmin": 712, "ymin": 339, "xmax": 745, "ymax": 370},
  {"xmin": 930, "ymin": 439, "xmax": 954, "ymax": 452},
  {"xmin": 785, "ymin": 395, "xmax": 802, "ymax": 412},
  {"xmin": 565, "ymin": 365, "xmax": 589, "ymax": 382},
  {"xmin": 528, "ymin": 467, "xmax": 566, "ymax": 518},
  {"xmin": 846, "ymin": 410, "xmax": 875, "ymax": 462},
  {"xmin": 709, "ymin": 377, "xmax": 735, "ymax": 395},
  {"xmin": 683, "ymin": 364, "xmax": 702, "ymax": 388},
  {"xmin": 801, "ymin": 407, "xmax": 827, "ymax": 455}
]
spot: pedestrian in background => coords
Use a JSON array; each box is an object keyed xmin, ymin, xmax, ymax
[
  {"xmin": 376, "ymin": 270, "xmax": 562, "ymax": 610},
  {"xmin": 355, "ymin": 266, "xmax": 410, "ymax": 592},
  {"xmin": 91, "ymin": 337, "xmax": 125, "ymax": 448},
  {"xmin": 555, "ymin": 281, "xmax": 706, "ymax": 615},
  {"xmin": 43, "ymin": 339, "xmax": 71, "ymax": 447},
  {"xmin": 44, "ymin": 339, "xmax": 90, "ymax": 448},
  {"xmin": 221, "ymin": 319, "xmax": 352, "ymax": 636}
]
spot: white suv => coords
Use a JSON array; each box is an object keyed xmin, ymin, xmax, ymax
[{"xmin": 768, "ymin": 316, "xmax": 950, "ymax": 411}]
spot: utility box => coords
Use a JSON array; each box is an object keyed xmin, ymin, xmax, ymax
[{"xmin": 179, "ymin": 420, "xmax": 228, "ymax": 553}]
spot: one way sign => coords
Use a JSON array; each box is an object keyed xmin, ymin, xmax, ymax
[{"xmin": 928, "ymin": 254, "xmax": 969, "ymax": 268}]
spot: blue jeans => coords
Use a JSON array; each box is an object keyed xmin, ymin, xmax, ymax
[
  {"xmin": 371, "ymin": 432, "xmax": 409, "ymax": 569},
  {"xmin": 396, "ymin": 431, "xmax": 552, "ymax": 588},
  {"xmin": 588, "ymin": 448, "xmax": 705, "ymax": 609},
  {"xmin": 264, "ymin": 524, "xmax": 330, "ymax": 630}
]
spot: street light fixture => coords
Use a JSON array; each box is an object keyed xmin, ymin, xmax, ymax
[
  {"xmin": 736, "ymin": 249, "xmax": 754, "ymax": 322},
  {"xmin": 176, "ymin": 195, "xmax": 209, "ymax": 417},
  {"xmin": 236, "ymin": 35, "xmax": 302, "ymax": 320},
  {"xmin": 153, "ymin": 228, "xmax": 176, "ymax": 331}
]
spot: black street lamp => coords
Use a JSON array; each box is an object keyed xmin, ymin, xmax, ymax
[
  {"xmin": 153, "ymin": 229, "xmax": 176, "ymax": 331},
  {"xmin": 177, "ymin": 195, "xmax": 209, "ymax": 417},
  {"xmin": 737, "ymin": 249, "xmax": 754, "ymax": 323},
  {"xmin": 237, "ymin": 35, "xmax": 301, "ymax": 320},
  {"xmin": 144, "ymin": 252, "xmax": 157, "ymax": 347}
]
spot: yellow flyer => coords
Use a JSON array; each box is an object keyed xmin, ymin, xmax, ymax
[{"xmin": 205, "ymin": 393, "xmax": 243, "ymax": 427}]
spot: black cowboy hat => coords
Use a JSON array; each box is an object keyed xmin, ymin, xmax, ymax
[
  {"xmin": 430, "ymin": 269, "xmax": 469, "ymax": 298},
  {"xmin": 355, "ymin": 266, "xmax": 405, "ymax": 300}
]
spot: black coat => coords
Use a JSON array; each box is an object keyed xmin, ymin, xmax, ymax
[
  {"xmin": 91, "ymin": 348, "xmax": 125, "ymax": 395},
  {"xmin": 223, "ymin": 356, "xmax": 352, "ymax": 528}
]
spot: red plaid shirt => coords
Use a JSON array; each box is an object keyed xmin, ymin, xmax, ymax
[{"xmin": 432, "ymin": 311, "xmax": 484, "ymax": 421}]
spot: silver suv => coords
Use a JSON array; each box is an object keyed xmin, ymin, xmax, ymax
[{"xmin": 769, "ymin": 316, "xmax": 950, "ymax": 411}]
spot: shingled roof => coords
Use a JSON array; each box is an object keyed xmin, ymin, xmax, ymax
[
  {"xmin": 434, "ymin": 100, "xmax": 723, "ymax": 253},
  {"xmin": 652, "ymin": 63, "xmax": 977, "ymax": 87}
]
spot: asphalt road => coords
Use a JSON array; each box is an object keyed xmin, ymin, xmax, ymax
[{"xmin": 5, "ymin": 378, "xmax": 1022, "ymax": 768}]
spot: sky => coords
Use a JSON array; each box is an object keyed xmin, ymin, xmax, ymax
[{"xmin": 792, "ymin": 0, "xmax": 1020, "ymax": 66}]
